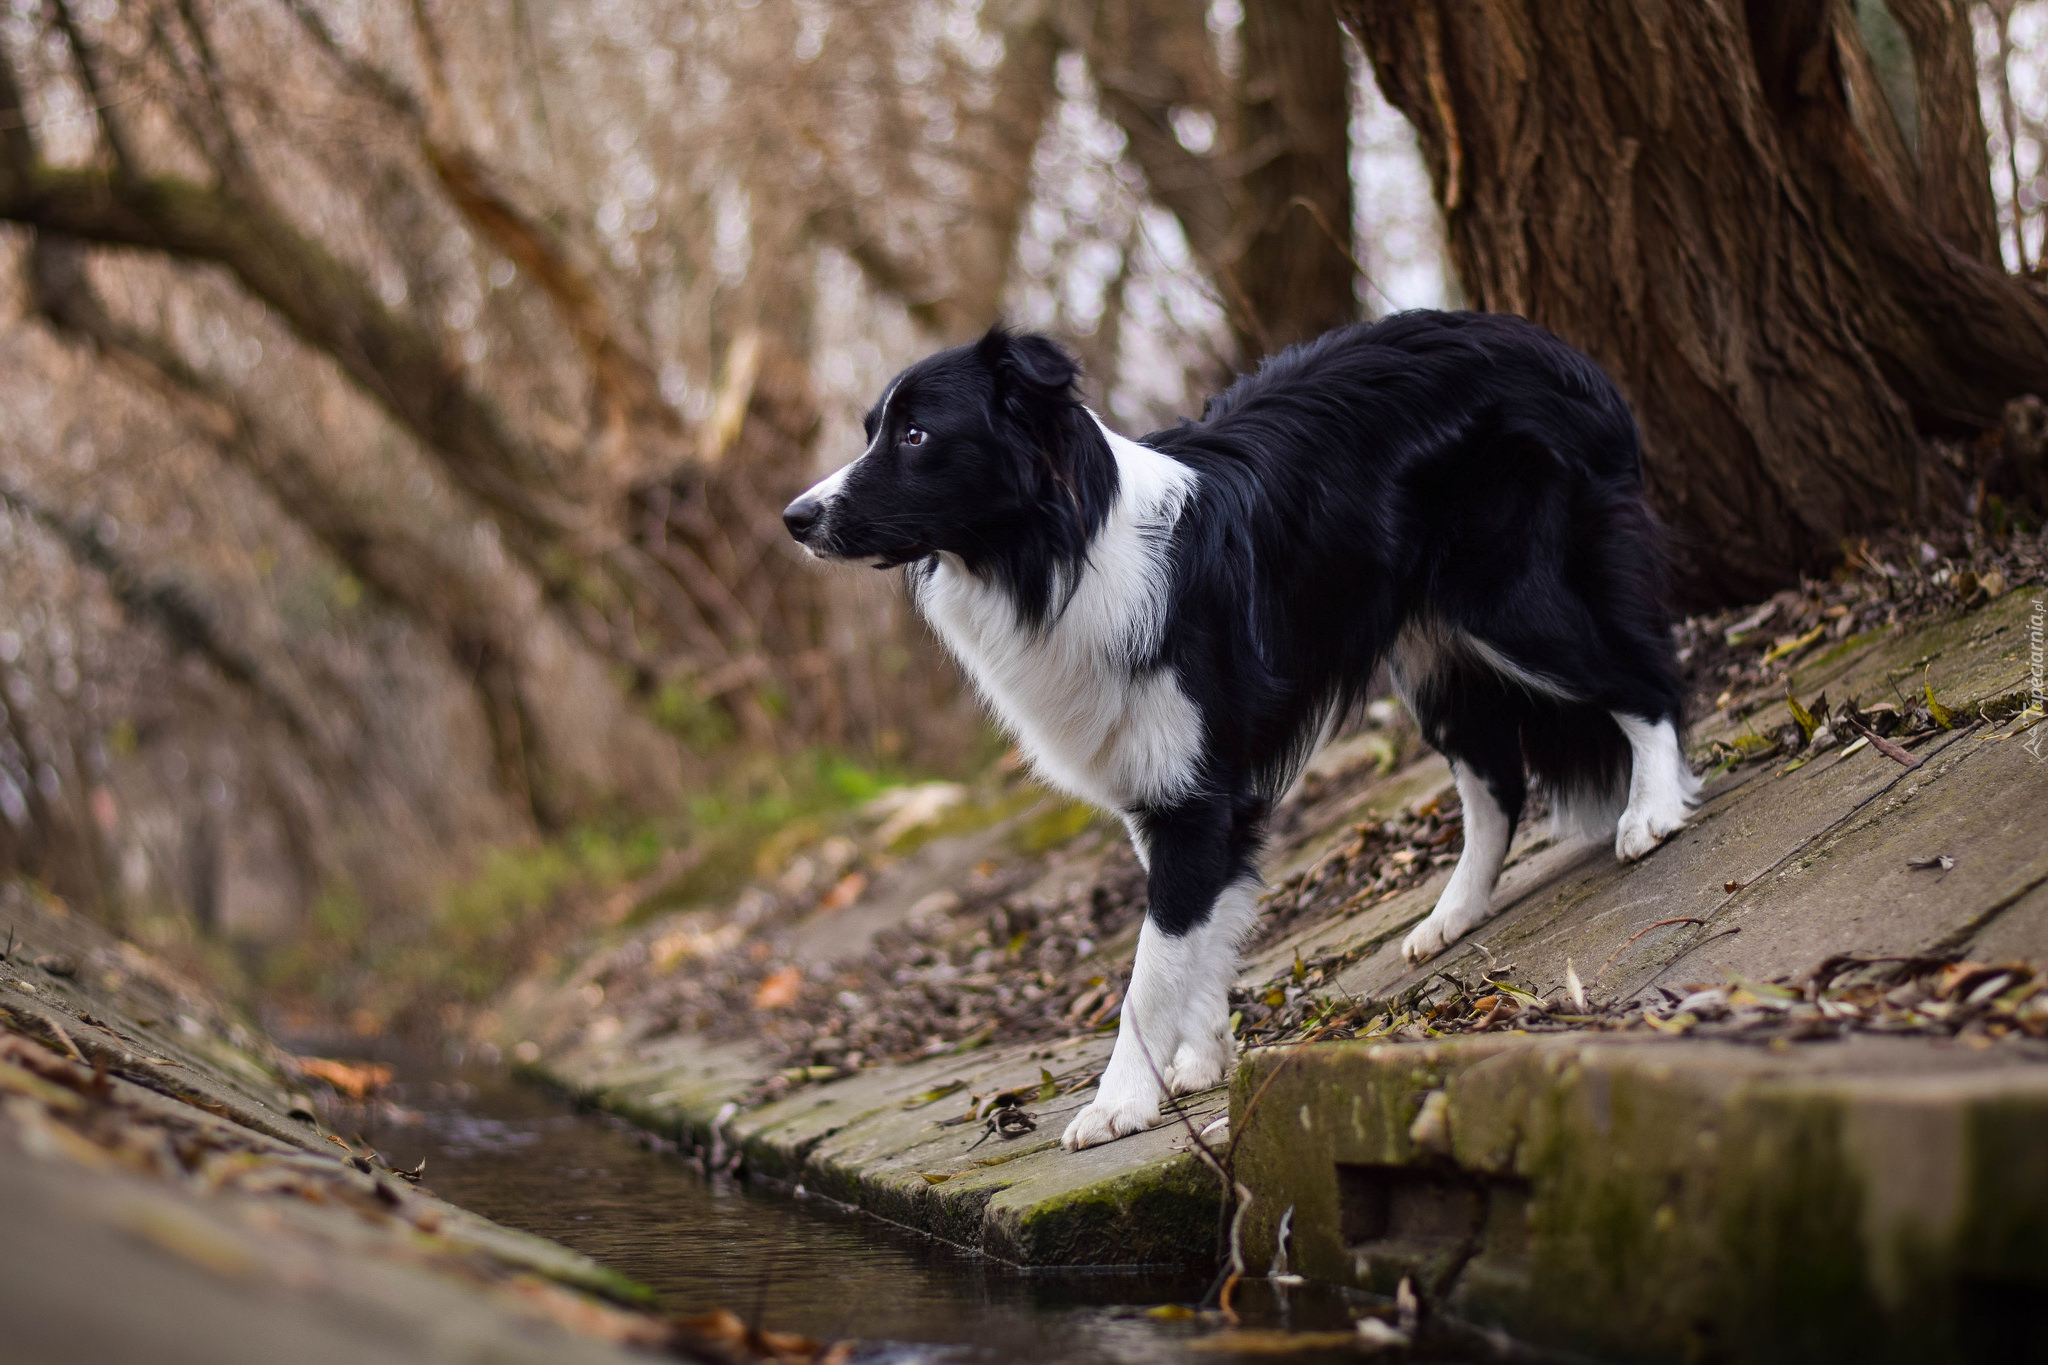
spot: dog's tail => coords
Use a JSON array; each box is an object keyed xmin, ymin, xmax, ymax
[{"xmin": 1522, "ymin": 701, "xmax": 1632, "ymax": 844}]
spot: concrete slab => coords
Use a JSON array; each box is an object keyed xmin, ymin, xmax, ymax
[
  {"xmin": 567, "ymin": 1024, "xmax": 1228, "ymax": 1268},
  {"xmin": 1230, "ymin": 1034, "xmax": 2048, "ymax": 1363}
]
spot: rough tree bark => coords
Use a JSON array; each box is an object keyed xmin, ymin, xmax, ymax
[
  {"xmin": 1231, "ymin": 0, "xmax": 1359, "ymax": 351},
  {"xmin": 1887, "ymin": 0, "xmax": 2003, "ymax": 267},
  {"xmin": 1345, "ymin": 0, "xmax": 2048, "ymax": 603}
]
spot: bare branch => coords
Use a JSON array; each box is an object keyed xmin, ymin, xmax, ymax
[
  {"xmin": 46, "ymin": 0, "xmax": 141, "ymax": 182},
  {"xmin": 281, "ymin": 0, "xmax": 684, "ymax": 465},
  {"xmin": 0, "ymin": 159, "xmax": 580, "ymax": 556},
  {"xmin": 1068, "ymin": 0, "xmax": 1233, "ymax": 268},
  {"xmin": 162, "ymin": 0, "xmax": 255, "ymax": 187},
  {"xmin": 24, "ymin": 233, "xmax": 699, "ymax": 819}
]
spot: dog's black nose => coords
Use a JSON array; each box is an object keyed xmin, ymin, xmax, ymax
[{"xmin": 782, "ymin": 497, "xmax": 822, "ymax": 541}]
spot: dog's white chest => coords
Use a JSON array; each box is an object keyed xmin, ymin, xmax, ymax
[{"xmin": 915, "ymin": 431, "xmax": 1204, "ymax": 813}]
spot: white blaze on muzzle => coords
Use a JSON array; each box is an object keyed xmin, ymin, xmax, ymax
[{"xmin": 784, "ymin": 378, "xmax": 901, "ymax": 555}]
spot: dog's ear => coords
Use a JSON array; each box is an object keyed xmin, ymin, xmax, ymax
[{"xmin": 976, "ymin": 326, "xmax": 1080, "ymax": 400}]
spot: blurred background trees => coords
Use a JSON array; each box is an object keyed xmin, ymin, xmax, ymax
[{"xmin": 0, "ymin": 0, "xmax": 2042, "ymax": 1008}]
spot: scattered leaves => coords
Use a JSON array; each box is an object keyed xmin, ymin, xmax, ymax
[{"xmin": 901, "ymin": 1080, "xmax": 966, "ymax": 1110}]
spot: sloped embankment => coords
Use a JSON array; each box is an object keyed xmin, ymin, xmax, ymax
[
  {"xmin": 0, "ymin": 884, "xmax": 841, "ymax": 1365},
  {"xmin": 499, "ymin": 550, "xmax": 2048, "ymax": 1346}
]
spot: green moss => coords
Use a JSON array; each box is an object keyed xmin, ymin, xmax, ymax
[
  {"xmin": 885, "ymin": 787, "xmax": 1040, "ymax": 856},
  {"xmin": 1014, "ymin": 798, "xmax": 1110, "ymax": 854},
  {"xmin": 1714, "ymin": 1098, "xmax": 1882, "ymax": 1363},
  {"xmin": 1000, "ymin": 1155, "xmax": 1223, "ymax": 1266},
  {"xmin": 649, "ymin": 680, "xmax": 736, "ymax": 751}
]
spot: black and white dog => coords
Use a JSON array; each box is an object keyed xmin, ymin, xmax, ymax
[{"xmin": 783, "ymin": 312, "xmax": 1697, "ymax": 1150}]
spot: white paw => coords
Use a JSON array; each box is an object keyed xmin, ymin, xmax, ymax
[
  {"xmin": 1060, "ymin": 1091, "xmax": 1161, "ymax": 1150},
  {"xmin": 1402, "ymin": 890, "xmax": 1489, "ymax": 964},
  {"xmin": 1163, "ymin": 1029, "xmax": 1234, "ymax": 1095},
  {"xmin": 1614, "ymin": 805, "xmax": 1687, "ymax": 861},
  {"xmin": 1402, "ymin": 914, "xmax": 1452, "ymax": 964}
]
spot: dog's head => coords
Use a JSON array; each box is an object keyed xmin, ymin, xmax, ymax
[{"xmin": 783, "ymin": 327, "xmax": 1115, "ymax": 581}]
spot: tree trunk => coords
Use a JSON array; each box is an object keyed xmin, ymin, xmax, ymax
[
  {"xmin": 1344, "ymin": 0, "xmax": 2048, "ymax": 603},
  {"xmin": 1231, "ymin": 0, "xmax": 1359, "ymax": 352},
  {"xmin": 1883, "ymin": 0, "xmax": 2003, "ymax": 267},
  {"xmin": 1078, "ymin": 0, "xmax": 1355, "ymax": 361}
]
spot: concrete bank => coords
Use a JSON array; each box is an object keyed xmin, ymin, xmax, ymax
[
  {"xmin": 1230, "ymin": 1034, "xmax": 2048, "ymax": 1363},
  {"xmin": 515, "ymin": 580, "xmax": 2048, "ymax": 1317},
  {"xmin": 540, "ymin": 1028, "xmax": 1226, "ymax": 1268},
  {"xmin": 0, "ymin": 885, "xmax": 818, "ymax": 1365}
]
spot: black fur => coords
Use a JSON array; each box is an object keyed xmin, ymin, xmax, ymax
[{"xmin": 787, "ymin": 311, "xmax": 1685, "ymax": 940}]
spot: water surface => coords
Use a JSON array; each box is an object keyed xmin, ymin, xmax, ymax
[{"xmin": 354, "ymin": 1063, "xmax": 1526, "ymax": 1364}]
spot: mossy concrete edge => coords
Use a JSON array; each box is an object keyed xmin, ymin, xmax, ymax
[
  {"xmin": 532, "ymin": 1040, "xmax": 1225, "ymax": 1270},
  {"xmin": 1230, "ymin": 1034, "xmax": 2048, "ymax": 1364}
]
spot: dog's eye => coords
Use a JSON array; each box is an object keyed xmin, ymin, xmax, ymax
[{"xmin": 902, "ymin": 427, "xmax": 927, "ymax": 449}]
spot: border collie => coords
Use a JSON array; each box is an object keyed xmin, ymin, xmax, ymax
[{"xmin": 783, "ymin": 313, "xmax": 1698, "ymax": 1150}]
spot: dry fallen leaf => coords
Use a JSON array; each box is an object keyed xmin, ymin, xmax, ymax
[
  {"xmin": 671, "ymin": 1306, "xmax": 838, "ymax": 1364},
  {"xmin": 816, "ymin": 872, "xmax": 867, "ymax": 913},
  {"xmin": 295, "ymin": 1057, "xmax": 394, "ymax": 1099},
  {"xmin": 751, "ymin": 966, "xmax": 804, "ymax": 1010},
  {"xmin": 1907, "ymin": 855, "xmax": 1955, "ymax": 872}
]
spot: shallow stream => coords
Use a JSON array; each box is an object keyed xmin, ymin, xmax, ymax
[{"xmin": 351, "ymin": 1061, "xmax": 1524, "ymax": 1363}]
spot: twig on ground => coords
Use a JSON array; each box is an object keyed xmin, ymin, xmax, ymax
[
  {"xmin": 1844, "ymin": 713, "xmax": 1921, "ymax": 768},
  {"xmin": 1592, "ymin": 918, "xmax": 1708, "ymax": 983}
]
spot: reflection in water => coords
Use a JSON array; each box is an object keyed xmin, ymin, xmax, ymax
[{"xmin": 348, "ymin": 1064, "xmax": 1496, "ymax": 1364}]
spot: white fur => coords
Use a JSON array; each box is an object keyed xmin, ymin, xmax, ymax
[
  {"xmin": 1550, "ymin": 778, "xmax": 1628, "ymax": 846},
  {"xmin": 1463, "ymin": 634, "xmax": 1579, "ymax": 702},
  {"xmin": 1061, "ymin": 878, "xmax": 1259, "ymax": 1149},
  {"xmin": 1402, "ymin": 762, "xmax": 1513, "ymax": 963},
  {"xmin": 912, "ymin": 421, "xmax": 1205, "ymax": 813},
  {"xmin": 1613, "ymin": 713, "xmax": 1700, "ymax": 859},
  {"xmin": 1389, "ymin": 617, "xmax": 1577, "ymax": 708}
]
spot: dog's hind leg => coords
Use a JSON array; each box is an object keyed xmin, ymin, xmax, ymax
[
  {"xmin": 1063, "ymin": 793, "xmax": 1258, "ymax": 1151},
  {"xmin": 1401, "ymin": 696, "xmax": 1525, "ymax": 964},
  {"xmin": 1612, "ymin": 712, "xmax": 1700, "ymax": 859}
]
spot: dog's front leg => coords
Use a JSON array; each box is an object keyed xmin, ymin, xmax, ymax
[{"xmin": 1062, "ymin": 799, "xmax": 1259, "ymax": 1151}]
